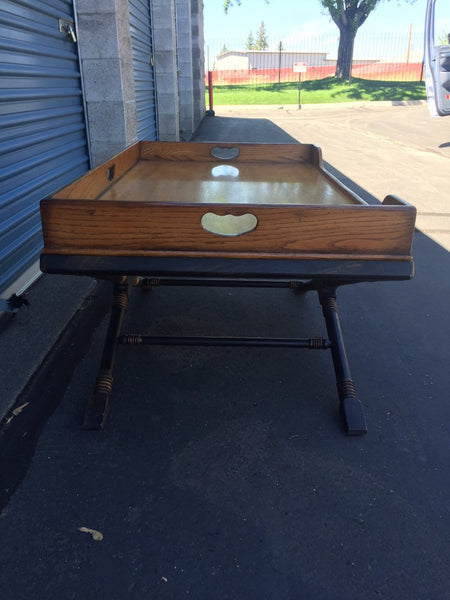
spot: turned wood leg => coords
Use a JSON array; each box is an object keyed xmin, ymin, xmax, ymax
[
  {"xmin": 83, "ymin": 278, "xmax": 131, "ymax": 430},
  {"xmin": 319, "ymin": 288, "xmax": 367, "ymax": 436}
]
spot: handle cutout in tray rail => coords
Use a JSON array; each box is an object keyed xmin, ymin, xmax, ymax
[
  {"xmin": 106, "ymin": 164, "xmax": 115, "ymax": 181},
  {"xmin": 201, "ymin": 212, "xmax": 258, "ymax": 237},
  {"xmin": 211, "ymin": 146, "xmax": 240, "ymax": 160}
]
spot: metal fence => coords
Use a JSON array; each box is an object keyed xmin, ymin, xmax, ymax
[{"xmin": 205, "ymin": 30, "xmax": 424, "ymax": 85}]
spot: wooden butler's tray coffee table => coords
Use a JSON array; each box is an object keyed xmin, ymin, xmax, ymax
[{"xmin": 40, "ymin": 141, "xmax": 416, "ymax": 434}]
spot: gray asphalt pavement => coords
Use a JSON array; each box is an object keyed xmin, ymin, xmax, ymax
[{"xmin": 0, "ymin": 102, "xmax": 449, "ymax": 599}]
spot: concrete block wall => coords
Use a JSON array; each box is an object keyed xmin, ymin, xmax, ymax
[
  {"xmin": 152, "ymin": 0, "xmax": 180, "ymax": 141},
  {"xmin": 176, "ymin": 0, "xmax": 195, "ymax": 139},
  {"xmin": 191, "ymin": 0, "xmax": 206, "ymax": 128},
  {"xmin": 75, "ymin": 0, "xmax": 205, "ymax": 163},
  {"xmin": 152, "ymin": 0, "xmax": 205, "ymax": 140},
  {"xmin": 75, "ymin": 0, "xmax": 138, "ymax": 167}
]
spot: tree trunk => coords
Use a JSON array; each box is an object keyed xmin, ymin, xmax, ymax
[{"xmin": 335, "ymin": 28, "xmax": 356, "ymax": 80}]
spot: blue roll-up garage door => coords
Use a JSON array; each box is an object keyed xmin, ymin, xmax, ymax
[
  {"xmin": 129, "ymin": 0, "xmax": 158, "ymax": 141},
  {"xmin": 0, "ymin": 0, "xmax": 89, "ymax": 296}
]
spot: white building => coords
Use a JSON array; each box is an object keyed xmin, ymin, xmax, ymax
[{"xmin": 216, "ymin": 50, "xmax": 333, "ymax": 70}]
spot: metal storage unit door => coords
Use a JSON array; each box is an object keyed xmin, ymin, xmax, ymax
[
  {"xmin": 0, "ymin": 0, "xmax": 89, "ymax": 296},
  {"xmin": 129, "ymin": 0, "xmax": 158, "ymax": 140}
]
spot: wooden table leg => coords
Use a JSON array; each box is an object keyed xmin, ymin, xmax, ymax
[{"xmin": 319, "ymin": 288, "xmax": 368, "ymax": 436}]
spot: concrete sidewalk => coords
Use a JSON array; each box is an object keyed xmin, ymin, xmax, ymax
[{"xmin": 0, "ymin": 103, "xmax": 449, "ymax": 599}]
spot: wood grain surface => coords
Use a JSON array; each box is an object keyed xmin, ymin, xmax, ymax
[
  {"xmin": 98, "ymin": 161, "xmax": 360, "ymax": 206},
  {"xmin": 40, "ymin": 200, "xmax": 416, "ymax": 260},
  {"xmin": 139, "ymin": 141, "xmax": 321, "ymax": 165},
  {"xmin": 41, "ymin": 141, "xmax": 416, "ymax": 262}
]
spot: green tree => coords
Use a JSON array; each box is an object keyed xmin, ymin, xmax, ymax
[
  {"xmin": 223, "ymin": 1, "xmax": 416, "ymax": 81},
  {"xmin": 246, "ymin": 31, "xmax": 255, "ymax": 50},
  {"xmin": 321, "ymin": 0, "xmax": 379, "ymax": 79},
  {"xmin": 255, "ymin": 20, "xmax": 269, "ymax": 50}
]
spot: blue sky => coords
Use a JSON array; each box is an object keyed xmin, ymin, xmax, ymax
[{"xmin": 203, "ymin": 0, "xmax": 446, "ymax": 50}]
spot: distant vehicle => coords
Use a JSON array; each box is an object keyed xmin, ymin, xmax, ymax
[{"xmin": 424, "ymin": 0, "xmax": 450, "ymax": 116}]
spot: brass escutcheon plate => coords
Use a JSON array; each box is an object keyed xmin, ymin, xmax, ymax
[
  {"xmin": 201, "ymin": 212, "xmax": 258, "ymax": 237},
  {"xmin": 211, "ymin": 147, "xmax": 240, "ymax": 160}
]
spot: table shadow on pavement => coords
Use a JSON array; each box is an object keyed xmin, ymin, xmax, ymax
[{"xmin": 194, "ymin": 115, "xmax": 299, "ymax": 144}]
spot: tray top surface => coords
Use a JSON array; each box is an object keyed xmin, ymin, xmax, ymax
[{"xmin": 98, "ymin": 160, "xmax": 360, "ymax": 206}]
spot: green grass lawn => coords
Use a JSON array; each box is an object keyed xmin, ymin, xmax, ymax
[{"xmin": 208, "ymin": 77, "xmax": 427, "ymax": 105}]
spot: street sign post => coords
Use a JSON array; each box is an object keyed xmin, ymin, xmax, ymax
[{"xmin": 293, "ymin": 63, "xmax": 307, "ymax": 109}]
